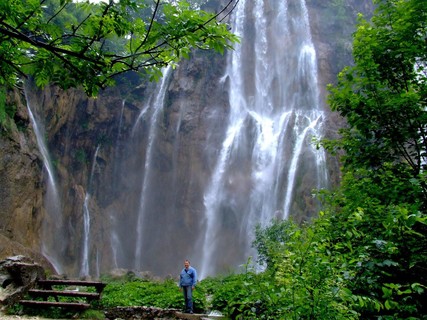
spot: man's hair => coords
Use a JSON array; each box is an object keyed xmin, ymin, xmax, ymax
[{"xmin": 185, "ymin": 259, "xmax": 190, "ymax": 264}]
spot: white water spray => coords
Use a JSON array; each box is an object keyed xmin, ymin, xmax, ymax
[
  {"xmin": 134, "ymin": 66, "xmax": 172, "ymax": 269},
  {"xmin": 80, "ymin": 145, "xmax": 100, "ymax": 277},
  {"xmin": 24, "ymin": 85, "xmax": 63, "ymax": 274},
  {"xmin": 199, "ymin": 0, "xmax": 328, "ymax": 278}
]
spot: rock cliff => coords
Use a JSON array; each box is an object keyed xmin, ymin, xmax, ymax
[{"xmin": 0, "ymin": 90, "xmax": 46, "ymax": 267}]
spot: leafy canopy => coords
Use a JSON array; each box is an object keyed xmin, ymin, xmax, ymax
[
  {"xmin": 0, "ymin": 0, "xmax": 239, "ymax": 96},
  {"xmin": 326, "ymin": 0, "xmax": 427, "ymax": 197}
]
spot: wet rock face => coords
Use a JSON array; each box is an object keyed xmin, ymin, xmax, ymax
[
  {"xmin": 0, "ymin": 90, "xmax": 44, "ymax": 261},
  {"xmin": 0, "ymin": 256, "xmax": 45, "ymax": 308},
  {"xmin": 308, "ymin": 0, "xmax": 375, "ymax": 95}
]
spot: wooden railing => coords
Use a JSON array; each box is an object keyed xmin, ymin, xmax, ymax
[{"xmin": 20, "ymin": 279, "xmax": 106, "ymax": 310}]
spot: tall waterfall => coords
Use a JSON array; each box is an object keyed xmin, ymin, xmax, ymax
[
  {"xmin": 24, "ymin": 85, "xmax": 64, "ymax": 274},
  {"xmin": 80, "ymin": 145, "xmax": 100, "ymax": 277},
  {"xmin": 199, "ymin": 0, "xmax": 328, "ymax": 277},
  {"xmin": 134, "ymin": 67, "xmax": 173, "ymax": 269}
]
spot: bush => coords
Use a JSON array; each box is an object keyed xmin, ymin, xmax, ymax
[{"xmin": 99, "ymin": 277, "xmax": 207, "ymax": 313}]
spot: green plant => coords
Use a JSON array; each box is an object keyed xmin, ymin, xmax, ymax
[
  {"xmin": 0, "ymin": 86, "xmax": 6, "ymax": 126},
  {"xmin": 75, "ymin": 148, "xmax": 88, "ymax": 164},
  {"xmin": 0, "ymin": 86, "xmax": 19, "ymax": 132},
  {"xmin": 16, "ymin": 305, "xmax": 79, "ymax": 319},
  {"xmin": 321, "ymin": 0, "xmax": 427, "ymax": 317},
  {"xmin": 205, "ymin": 271, "xmax": 280, "ymax": 319},
  {"xmin": 80, "ymin": 309, "xmax": 105, "ymax": 319},
  {"xmin": 252, "ymin": 219, "xmax": 298, "ymax": 270},
  {"xmin": 99, "ymin": 277, "xmax": 206, "ymax": 313}
]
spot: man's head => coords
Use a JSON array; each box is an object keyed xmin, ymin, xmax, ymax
[{"xmin": 184, "ymin": 260, "xmax": 190, "ymax": 269}]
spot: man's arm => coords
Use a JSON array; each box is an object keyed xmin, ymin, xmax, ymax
[
  {"xmin": 179, "ymin": 270, "xmax": 183, "ymax": 288},
  {"xmin": 192, "ymin": 268, "xmax": 198, "ymax": 287}
]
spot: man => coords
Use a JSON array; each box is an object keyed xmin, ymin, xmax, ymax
[{"xmin": 179, "ymin": 259, "xmax": 197, "ymax": 314}]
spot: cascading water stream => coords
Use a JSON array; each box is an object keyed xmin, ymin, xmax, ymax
[
  {"xmin": 133, "ymin": 66, "xmax": 172, "ymax": 269},
  {"xmin": 113, "ymin": 100, "xmax": 126, "ymax": 177},
  {"xmin": 199, "ymin": 0, "xmax": 328, "ymax": 278},
  {"xmin": 24, "ymin": 85, "xmax": 63, "ymax": 274},
  {"xmin": 81, "ymin": 194, "xmax": 91, "ymax": 277},
  {"xmin": 108, "ymin": 100, "xmax": 127, "ymax": 270},
  {"xmin": 282, "ymin": 112, "xmax": 322, "ymax": 218},
  {"xmin": 80, "ymin": 145, "xmax": 100, "ymax": 277}
]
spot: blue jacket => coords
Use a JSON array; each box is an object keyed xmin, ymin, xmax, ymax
[{"xmin": 179, "ymin": 266, "xmax": 197, "ymax": 287}]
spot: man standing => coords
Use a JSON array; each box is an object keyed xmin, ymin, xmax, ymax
[{"xmin": 179, "ymin": 259, "xmax": 197, "ymax": 314}]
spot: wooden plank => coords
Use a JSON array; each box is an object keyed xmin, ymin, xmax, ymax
[
  {"xmin": 37, "ymin": 279, "xmax": 106, "ymax": 292},
  {"xmin": 28, "ymin": 289, "xmax": 100, "ymax": 300},
  {"xmin": 20, "ymin": 300, "xmax": 90, "ymax": 310}
]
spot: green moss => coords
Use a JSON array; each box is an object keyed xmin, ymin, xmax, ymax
[{"xmin": 75, "ymin": 148, "xmax": 88, "ymax": 164}]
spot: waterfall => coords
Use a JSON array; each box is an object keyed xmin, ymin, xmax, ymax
[
  {"xmin": 199, "ymin": 0, "xmax": 328, "ymax": 278},
  {"xmin": 108, "ymin": 100, "xmax": 127, "ymax": 270},
  {"xmin": 23, "ymin": 0, "xmax": 334, "ymax": 278},
  {"xmin": 24, "ymin": 85, "xmax": 64, "ymax": 274},
  {"xmin": 80, "ymin": 193, "xmax": 91, "ymax": 277},
  {"xmin": 134, "ymin": 66, "xmax": 173, "ymax": 269},
  {"xmin": 80, "ymin": 145, "xmax": 100, "ymax": 277},
  {"xmin": 113, "ymin": 100, "xmax": 126, "ymax": 177}
]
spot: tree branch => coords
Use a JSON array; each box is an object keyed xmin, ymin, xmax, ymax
[{"xmin": 0, "ymin": 22, "xmax": 106, "ymax": 67}]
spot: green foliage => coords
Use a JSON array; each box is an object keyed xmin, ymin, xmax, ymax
[
  {"xmin": 0, "ymin": 0, "xmax": 239, "ymax": 96},
  {"xmin": 322, "ymin": 168, "xmax": 427, "ymax": 318},
  {"xmin": 0, "ymin": 85, "xmax": 18, "ymax": 132},
  {"xmin": 18, "ymin": 303, "xmax": 84, "ymax": 319},
  {"xmin": 208, "ymin": 271, "xmax": 282, "ymax": 319},
  {"xmin": 213, "ymin": 207, "xmax": 425, "ymax": 319},
  {"xmin": 99, "ymin": 277, "xmax": 206, "ymax": 313},
  {"xmin": 326, "ymin": 0, "xmax": 427, "ymax": 191},
  {"xmin": 75, "ymin": 148, "xmax": 88, "ymax": 164},
  {"xmin": 79, "ymin": 309, "xmax": 105, "ymax": 319},
  {"xmin": 320, "ymin": 0, "xmax": 427, "ymax": 317},
  {"xmin": 202, "ymin": 219, "xmax": 358, "ymax": 319},
  {"xmin": 0, "ymin": 86, "xmax": 5, "ymax": 125},
  {"xmin": 252, "ymin": 219, "xmax": 298, "ymax": 270}
]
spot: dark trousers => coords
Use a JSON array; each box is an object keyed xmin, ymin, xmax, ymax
[{"xmin": 182, "ymin": 286, "xmax": 193, "ymax": 312}]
